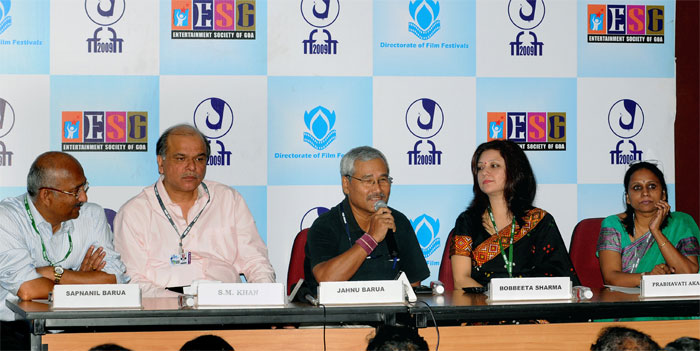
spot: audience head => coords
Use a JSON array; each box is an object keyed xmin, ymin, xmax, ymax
[
  {"xmin": 622, "ymin": 161, "xmax": 669, "ymax": 235},
  {"xmin": 156, "ymin": 124, "xmax": 211, "ymax": 196},
  {"xmin": 664, "ymin": 337, "xmax": 700, "ymax": 351},
  {"xmin": 26, "ymin": 151, "xmax": 89, "ymax": 226},
  {"xmin": 89, "ymin": 344, "xmax": 131, "ymax": 351},
  {"xmin": 467, "ymin": 139, "xmax": 536, "ymax": 224},
  {"xmin": 590, "ymin": 326, "xmax": 660, "ymax": 351},
  {"xmin": 340, "ymin": 146, "xmax": 392, "ymax": 216},
  {"xmin": 180, "ymin": 334, "xmax": 234, "ymax": 351},
  {"xmin": 366, "ymin": 325, "xmax": 429, "ymax": 351}
]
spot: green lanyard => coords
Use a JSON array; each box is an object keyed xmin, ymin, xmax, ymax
[
  {"xmin": 24, "ymin": 195, "xmax": 73, "ymax": 267},
  {"xmin": 487, "ymin": 206, "xmax": 516, "ymax": 278}
]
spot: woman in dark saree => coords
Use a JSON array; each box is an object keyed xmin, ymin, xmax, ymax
[{"xmin": 450, "ymin": 140, "xmax": 579, "ymax": 288}]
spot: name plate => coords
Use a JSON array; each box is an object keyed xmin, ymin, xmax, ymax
[
  {"xmin": 52, "ymin": 284, "xmax": 141, "ymax": 309},
  {"xmin": 197, "ymin": 283, "xmax": 285, "ymax": 307},
  {"xmin": 641, "ymin": 273, "xmax": 700, "ymax": 298},
  {"xmin": 318, "ymin": 280, "xmax": 404, "ymax": 305},
  {"xmin": 488, "ymin": 277, "xmax": 572, "ymax": 301}
]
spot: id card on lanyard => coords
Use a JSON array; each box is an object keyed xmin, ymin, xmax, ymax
[{"xmin": 154, "ymin": 183, "xmax": 210, "ymax": 265}]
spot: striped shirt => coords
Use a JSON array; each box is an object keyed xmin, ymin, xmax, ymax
[{"xmin": 0, "ymin": 193, "xmax": 128, "ymax": 321}]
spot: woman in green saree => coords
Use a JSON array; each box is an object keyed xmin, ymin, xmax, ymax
[{"xmin": 597, "ymin": 162, "xmax": 699, "ymax": 287}]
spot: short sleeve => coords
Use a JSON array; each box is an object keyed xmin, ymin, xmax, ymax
[
  {"xmin": 450, "ymin": 213, "xmax": 474, "ymax": 257},
  {"xmin": 597, "ymin": 217, "xmax": 623, "ymax": 256}
]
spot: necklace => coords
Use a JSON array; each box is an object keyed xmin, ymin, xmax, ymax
[{"xmin": 487, "ymin": 206, "xmax": 516, "ymax": 278}]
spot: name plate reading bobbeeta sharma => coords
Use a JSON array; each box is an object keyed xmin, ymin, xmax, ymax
[
  {"xmin": 488, "ymin": 277, "xmax": 572, "ymax": 301},
  {"xmin": 197, "ymin": 283, "xmax": 285, "ymax": 308},
  {"xmin": 319, "ymin": 280, "xmax": 404, "ymax": 305},
  {"xmin": 52, "ymin": 284, "xmax": 141, "ymax": 309},
  {"xmin": 641, "ymin": 273, "xmax": 700, "ymax": 298}
]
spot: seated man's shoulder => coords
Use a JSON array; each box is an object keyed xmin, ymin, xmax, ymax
[{"xmin": 77, "ymin": 202, "xmax": 105, "ymax": 217}]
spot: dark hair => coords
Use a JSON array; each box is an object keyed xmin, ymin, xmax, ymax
[
  {"xmin": 465, "ymin": 140, "xmax": 536, "ymax": 226},
  {"xmin": 664, "ymin": 337, "xmax": 700, "ymax": 351},
  {"xmin": 89, "ymin": 344, "xmax": 131, "ymax": 351},
  {"xmin": 366, "ymin": 325, "xmax": 429, "ymax": 351},
  {"xmin": 180, "ymin": 335, "xmax": 234, "ymax": 351},
  {"xmin": 591, "ymin": 326, "xmax": 660, "ymax": 351},
  {"xmin": 156, "ymin": 124, "xmax": 211, "ymax": 159},
  {"xmin": 622, "ymin": 161, "xmax": 670, "ymax": 236}
]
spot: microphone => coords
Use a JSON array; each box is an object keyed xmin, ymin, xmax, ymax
[{"xmin": 373, "ymin": 200, "xmax": 399, "ymax": 259}]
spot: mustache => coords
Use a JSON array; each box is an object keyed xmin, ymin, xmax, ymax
[
  {"xmin": 365, "ymin": 192, "xmax": 386, "ymax": 201},
  {"xmin": 181, "ymin": 173, "xmax": 201, "ymax": 178}
]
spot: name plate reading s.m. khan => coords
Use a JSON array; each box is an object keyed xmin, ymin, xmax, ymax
[
  {"xmin": 641, "ymin": 273, "xmax": 700, "ymax": 298},
  {"xmin": 52, "ymin": 284, "xmax": 141, "ymax": 309},
  {"xmin": 319, "ymin": 280, "xmax": 404, "ymax": 305},
  {"xmin": 197, "ymin": 283, "xmax": 285, "ymax": 307},
  {"xmin": 488, "ymin": 277, "xmax": 572, "ymax": 301}
]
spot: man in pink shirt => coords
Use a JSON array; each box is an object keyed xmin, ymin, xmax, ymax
[{"xmin": 114, "ymin": 124, "xmax": 275, "ymax": 297}]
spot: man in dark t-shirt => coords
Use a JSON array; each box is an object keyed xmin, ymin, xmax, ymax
[{"xmin": 303, "ymin": 146, "xmax": 429, "ymax": 295}]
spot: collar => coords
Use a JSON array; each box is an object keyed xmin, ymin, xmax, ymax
[
  {"xmin": 25, "ymin": 194, "xmax": 73, "ymax": 236},
  {"xmin": 155, "ymin": 176, "xmax": 207, "ymax": 206}
]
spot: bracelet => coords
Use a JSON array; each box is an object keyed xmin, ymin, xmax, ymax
[
  {"xmin": 356, "ymin": 233, "xmax": 378, "ymax": 255},
  {"xmin": 658, "ymin": 241, "xmax": 669, "ymax": 248}
]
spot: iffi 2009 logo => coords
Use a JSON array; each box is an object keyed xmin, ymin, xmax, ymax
[
  {"xmin": 0, "ymin": 0, "xmax": 11, "ymax": 36},
  {"xmin": 85, "ymin": 0, "xmax": 125, "ymax": 53},
  {"xmin": 0, "ymin": 98, "xmax": 15, "ymax": 167},
  {"xmin": 301, "ymin": 0, "xmax": 339, "ymax": 55},
  {"xmin": 411, "ymin": 214, "xmax": 440, "ymax": 264},
  {"xmin": 406, "ymin": 98, "xmax": 443, "ymax": 166},
  {"xmin": 408, "ymin": 0, "xmax": 440, "ymax": 40},
  {"xmin": 608, "ymin": 99, "xmax": 644, "ymax": 165},
  {"xmin": 303, "ymin": 105, "xmax": 336, "ymax": 150},
  {"xmin": 194, "ymin": 97, "xmax": 234, "ymax": 166},
  {"xmin": 508, "ymin": 0, "xmax": 544, "ymax": 56}
]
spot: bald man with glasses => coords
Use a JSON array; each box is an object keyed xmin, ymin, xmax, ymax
[{"xmin": 0, "ymin": 152, "xmax": 127, "ymax": 350}]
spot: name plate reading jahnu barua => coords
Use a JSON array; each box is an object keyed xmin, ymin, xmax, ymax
[
  {"xmin": 52, "ymin": 284, "xmax": 141, "ymax": 309},
  {"xmin": 488, "ymin": 277, "xmax": 572, "ymax": 301},
  {"xmin": 318, "ymin": 280, "xmax": 404, "ymax": 305},
  {"xmin": 197, "ymin": 283, "xmax": 285, "ymax": 308},
  {"xmin": 641, "ymin": 273, "xmax": 700, "ymax": 298}
]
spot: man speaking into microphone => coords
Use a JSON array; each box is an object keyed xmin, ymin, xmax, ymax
[{"xmin": 303, "ymin": 146, "xmax": 429, "ymax": 296}]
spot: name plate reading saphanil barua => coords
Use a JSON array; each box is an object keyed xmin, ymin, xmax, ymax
[
  {"xmin": 197, "ymin": 283, "xmax": 285, "ymax": 307},
  {"xmin": 52, "ymin": 284, "xmax": 141, "ymax": 309},
  {"xmin": 318, "ymin": 280, "xmax": 404, "ymax": 305},
  {"xmin": 488, "ymin": 277, "xmax": 572, "ymax": 301},
  {"xmin": 641, "ymin": 273, "xmax": 700, "ymax": 298}
]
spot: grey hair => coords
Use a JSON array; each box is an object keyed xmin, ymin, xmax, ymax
[
  {"xmin": 156, "ymin": 124, "xmax": 211, "ymax": 159},
  {"xmin": 26, "ymin": 152, "xmax": 76, "ymax": 199},
  {"xmin": 340, "ymin": 146, "xmax": 389, "ymax": 177}
]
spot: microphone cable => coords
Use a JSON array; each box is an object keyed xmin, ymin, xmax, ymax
[{"xmin": 415, "ymin": 300, "xmax": 440, "ymax": 351}]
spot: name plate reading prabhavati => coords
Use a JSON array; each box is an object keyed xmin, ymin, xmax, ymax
[
  {"xmin": 52, "ymin": 284, "xmax": 141, "ymax": 309},
  {"xmin": 197, "ymin": 283, "xmax": 285, "ymax": 308},
  {"xmin": 318, "ymin": 280, "xmax": 404, "ymax": 305},
  {"xmin": 641, "ymin": 273, "xmax": 700, "ymax": 298},
  {"xmin": 488, "ymin": 277, "xmax": 572, "ymax": 301}
]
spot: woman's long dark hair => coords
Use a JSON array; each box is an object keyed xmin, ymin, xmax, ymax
[
  {"xmin": 465, "ymin": 140, "xmax": 537, "ymax": 226},
  {"xmin": 622, "ymin": 161, "xmax": 670, "ymax": 236}
]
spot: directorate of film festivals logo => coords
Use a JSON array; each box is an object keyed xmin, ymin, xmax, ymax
[
  {"xmin": 608, "ymin": 99, "xmax": 644, "ymax": 165},
  {"xmin": 0, "ymin": 0, "xmax": 11, "ymax": 35},
  {"xmin": 408, "ymin": 0, "xmax": 440, "ymax": 40},
  {"xmin": 508, "ymin": 0, "xmax": 545, "ymax": 57},
  {"xmin": 0, "ymin": 98, "xmax": 15, "ymax": 167},
  {"xmin": 487, "ymin": 111, "xmax": 566, "ymax": 151},
  {"xmin": 303, "ymin": 105, "xmax": 337, "ymax": 151},
  {"xmin": 193, "ymin": 97, "xmax": 234, "ymax": 166},
  {"xmin": 85, "ymin": 0, "xmax": 125, "ymax": 53},
  {"xmin": 61, "ymin": 110, "xmax": 148, "ymax": 152},
  {"xmin": 587, "ymin": 4, "xmax": 664, "ymax": 44},
  {"xmin": 411, "ymin": 214, "xmax": 440, "ymax": 264},
  {"xmin": 405, "ymin": 98, "xmax": 443, "ymax": 166},
  {"xmin": 301, "ymin": 0, "xmax": 339, "ymax": 55},
  {"xmin": 171, "ymin": 0, "xmax": 256, "ymax": 40}
]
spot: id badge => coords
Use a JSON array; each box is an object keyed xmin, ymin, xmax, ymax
[{"xmin": 170, "ymin": 252, "xmax": 191, "ymax": 265}]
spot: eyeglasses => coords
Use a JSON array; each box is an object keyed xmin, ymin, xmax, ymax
[
  {"xmin": 346, "ymin": 175, "xmax": 393, "ymax": 187},
  {"xmin": 40, "ymin": 182, "xmax": 89, "ymax": 199}
]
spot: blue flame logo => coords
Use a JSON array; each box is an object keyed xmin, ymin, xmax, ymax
[
  {"xmin": 303, "ymin": 105, "xmax": 337, "ymax": 150},
  {"xmin": 0, "ymin": 0, "xmax": 12, "ymax": 35},
  {"xmin": 408, "ymin": 0, "xmax": 440, "ymax": 40},
  {"xmin": 411, "ymin": 214, "xmax": 440, "ymax": 258}
]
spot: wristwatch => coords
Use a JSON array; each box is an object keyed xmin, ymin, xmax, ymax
[{"xmin": 54, "ymin": 266, "xmax": 64, "ymax": 284}]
